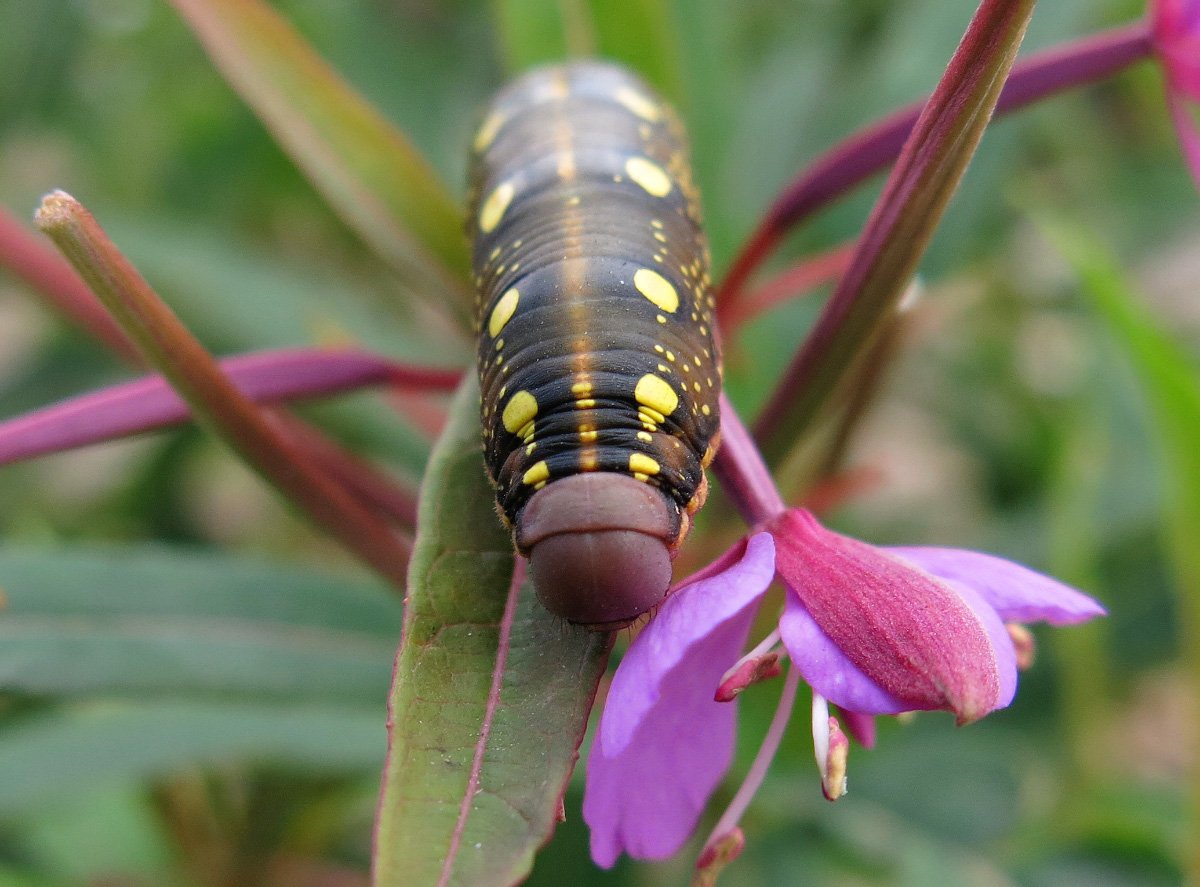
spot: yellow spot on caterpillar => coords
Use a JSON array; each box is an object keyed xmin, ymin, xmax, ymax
[
  {"xmin": 634, "ymin": 268, "xmax": 679, "ymax": 313},
  {"xmin": 575, "ymin": 398, "xmax": 596, "ymax": 409},
  {"xmin": 502, "ymin": 390, "xmax": 538, "ymax": 436},
  {"xmin": 701, "ymin": 404, "xmax": 711, "ymax": 416},
  {"xmin": 666, "ymin": 351, "xmax": 676, "ymax": 362},
  {"xmin": 614, "ymin": 87, "xmax": 661, "ymax": 122},
  {"xmin": 633, "ymin": 473, "xmax": 649, "ymax": 482},
  {"xmin": 625, "ymin": 157, "xmax": 673, "ymax": 197},
  {"xmin": 654, "ymin": 344, "xmax": 665, "ymax": 354},
  {"xmin": 474, "ymin": 111, "xmax": 505, "ymax": 153},
  {"xmin": 693, "ymin": 382, "xmax": 701, "ymax": 392},
  {"xmin": 526, "ymin": 442, "xmax": 536, "ymax": 455},
  {"xmin": 494, "ymin": 338, "xmax": 504, "ymax": 351},
  {"xmin": 479, "ymin": 181, "xmax": 515, "ymax": 233},
  {"xmin": 580, "ymin": 429, "xmax": 598, "ymax": 442},
  {"xmin": 637, "ymin": 431, "xmax": 653, "ymax": 443},
  {"xmin": 635, "ymin": 374, "xmax": 678, "ymax": 418},
  {"xmin": 629, "ymin": 453, "xmax": 660, "ymax": 476},
  {"xmin": 523, "ymin": 460, "xmax": 550, "ymax": 486},
  {"xmin": 580, "ymin": 452, "xmax": 598, "ymax": 471},
  {"xmin": 571, "ymin": 381, "xmax": 593, "ymax": 395},
  {"xmin": 488, "ymin": 288, "xmax": 519, "ymax": 337},
  {"xmin": 657, "ymin": 364, "xmax": 669, "ymax": 373}
]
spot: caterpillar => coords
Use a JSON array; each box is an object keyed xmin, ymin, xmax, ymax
[{"xmin": 468, "ymin": 60, "xmax": 721, "ymax": 627}]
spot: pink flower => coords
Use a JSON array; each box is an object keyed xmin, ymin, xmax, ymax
[
  {"xmin": 582, "ymin": 510, "xmax": 1105, "ymax": 868},
  {"xmin": 1153, "ymin": 0, "xmax": 1200, "ymax": 185}
]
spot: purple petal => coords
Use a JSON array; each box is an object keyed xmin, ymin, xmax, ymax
[
  {"xmin": 888, "ymin": 547, "xmax": 1106, "ymax": 625},
  {"xmin": 583, "ymin": 533, "xmax": 774, "ymax": 866},
  {"xmin": 778, "ymin": 593, "xmax": 908, "ymax": 715},
  {"xmin": 770, "ymin": 509, "xmax": 1003, "ymax": 723},
  {"xmin": 599, "ymin": 533, "xmax": 776, "ymax": 755}
]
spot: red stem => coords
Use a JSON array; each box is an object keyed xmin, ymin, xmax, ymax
[{"xmin": 716, "ymin": 21, "xmax": 1155, "ymax": 327}]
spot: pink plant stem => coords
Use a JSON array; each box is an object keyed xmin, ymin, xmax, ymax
[
  {"xmin": 716, "ymin": 21, "xmax": 1154, "ymax": 327},
  {"xmin": 731, "ymin": 242, "xmax": 854, "ymax": 327},
  {"xmin": 712, "ymin": 393, "xmax": 786, "ymax": 526},
  {"xmin": 751, "ymin": 0, "xmax": 1039, "ymax": 458}
]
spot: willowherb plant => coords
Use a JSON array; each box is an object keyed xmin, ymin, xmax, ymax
[{"xmin": 1, "ymin": 1, "xmax": 1197, "ymax": 884}]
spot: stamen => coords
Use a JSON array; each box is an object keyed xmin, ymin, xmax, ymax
[
  {"xmin": 692, "ymin": 828, "xmax": 744, "ymax": 886},
  {"xmin": 1007, "ymin": 622, "xmax": 1036, "ymax": 670},
  {"xmin": 700, "ymin": 665, "xmax": 801, "ymax": 863},
  {"xmin": 812, "ymin": 694, "xmax": 849, "ymax": 801},
  {"xmin": 715, "ymin": 628, "xmax": 783, "ymax": 701}
]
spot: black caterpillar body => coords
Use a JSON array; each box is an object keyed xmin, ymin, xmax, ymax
[{"xmin": 468, "ymin": 61, "xmax": 721, "ymax": 626}]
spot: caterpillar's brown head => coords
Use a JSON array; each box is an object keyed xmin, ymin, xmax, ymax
[{"xmin": 515, "ymin": 473, "xmax": 681, "ymax": 628}]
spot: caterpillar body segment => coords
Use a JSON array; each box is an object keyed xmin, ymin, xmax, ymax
[{"xmin": 469, "ymin": 61, "xmax": 721, "ymax": 626}]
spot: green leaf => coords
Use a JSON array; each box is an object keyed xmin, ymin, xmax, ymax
[
  {"xmin": 373, "ymin": 378, "xmax": 611, "ymax": 887},
  {"xmin": 0, "ymin": 546, "xmax": 400, "ymax": 703},
  {"xmin": 493, "ymin": 0, "xmax": 595, "ymax": 71},
  {"xmin": 587, "ymin": 0, "xmax": 683, "ymax": 104},
  {"xmin": 0, "ymin": 701, "xmax": 383, "ymax": 815},
  {"xmin": 1035, "ymin": 215, "xmax": 1200, "ymax": 867},
  {"xmin": 170, "ymin": 0, "xmax": 473, "ymax": 329},
  {"xmin": 1034, "ymin": 216, "xmax": 1200, "ymax": 594},
  {"xmin": 491, "ymin": 0, "xmax": 681, "ymax": 103}
]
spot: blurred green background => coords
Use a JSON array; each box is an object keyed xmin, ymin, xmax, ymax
[{"xmin": 0, "ymin": 0, "xmax": 1194, "ymax": 884}]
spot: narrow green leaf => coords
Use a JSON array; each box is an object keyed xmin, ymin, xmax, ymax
[
  {"xmin": 0, "ymin": 546, "xmax": 400, "ymax": 703},
  {"xmin": 0, "ymin": 701, "xmax": 383, "ymax": 815},
  {"xmin": 587, "ymin": 0, "xmax": 683, "ymax": 103},
  {"xmin": 373, "ymin": 378, "xmax": 611, "ymax": 887},
  {"xmin": 1035, "ymin": 215, "xmax": 1200, "ymax": 873},
  {"xmin": 170, "ymin": 0, "xmax": 473, "ymax": 329},
  {"xmin": 493, "ymin": 0, "xmax": 595, "ymax": 71}
]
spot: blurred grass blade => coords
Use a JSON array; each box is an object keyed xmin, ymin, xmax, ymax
[
  {"xmin": 373, "ymin": 377, "xmax": 611, "ymax": 887},
  {"xmin": 0, "ymin": 702, "xmax": 384, "ymax": 815},
  {"xmin": 587, "ymin": 0, "xmax": 683, "ymax": 102},
  {"xmin": 35, "ymin": 191, "xmax": 412, "ymax": 591},
  {"xmin": 754, "ymin": 0, "xmax": 1037, "ymax": 465},
  {"xmin": 493, "ymin": 0, "xmax": 681, "ymax": 101},
  {"xmin": 493, "ymin": 0, "xmax": 595, "ymax": 70},
  {"xmin": 1036, "ymin": 215, "xmax": 1200, "ymax": 877},
  {"xmin": 170, "ymin": 0, "xmax": 472, "ymax": 329},
  {"xmin": 0, "ymin": 545, "xmax": 401, "ymax": 703},
  {"xmin": 0, "ymin": 347, "xmax": 458, "ymax": 466}
]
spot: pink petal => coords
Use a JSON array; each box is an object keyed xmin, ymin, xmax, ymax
[
  {"xmin": 778, "ymin": 593, "xmax": 908, "ymax": 715},
  {"xmin": 769, "ymin": 509, "xmax": 1003, "ymax": 724},
  {"xmin": 888, "ymin": 547, "xmax": 1106, "ymax": 625},
  {"xmin": 838, "ymin": 709, "xmax": 877, "ymax": 749},
  {"xmin": 583, "ymin": 533, "xmax": 774, "ymax": 866}
]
